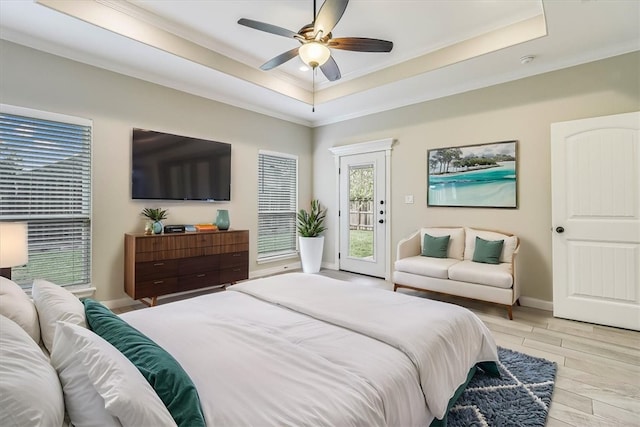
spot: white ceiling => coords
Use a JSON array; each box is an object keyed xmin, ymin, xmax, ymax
[{"xmin": 0, "ymin": 0, "xmax": 638, "ymax": 127}]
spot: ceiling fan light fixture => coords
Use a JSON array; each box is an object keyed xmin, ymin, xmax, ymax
[{"xmin": 299, "ymin": 42, "xmax": 331, "ymax": 68}]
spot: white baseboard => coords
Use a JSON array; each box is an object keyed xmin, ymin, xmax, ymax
[
  {"xmin": 519, "ymin": 296, "xmax": 553, "ymax": 312},
  {"xmin": 249, "ymin": 261, "xmax": 301, "ymax": 279},
  {"xmin": 101, "ymin": 296, "xmax": 136, "ymax": 310},
  {"xmin": 321, "ymin": 262, "xmax": 339, "ymax": 271}
]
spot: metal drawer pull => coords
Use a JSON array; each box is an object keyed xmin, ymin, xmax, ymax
[
  {"xmin": 153, "ymin": 263, "xmax": 165, "ymax": 266},
  {"xmin": 233, "ymin": 268, "xmax": 241, "ymax": 272},
  {"xmin": 197, "ymin": 274, "xmax": 206, "ymax": 278},
  {"xmin": 153, "ymin": 280, "xmax": 164, "ymax": 285},
  {"xmin": 233, "ymin": 253, "xmax": 241, "ymax": 257}
]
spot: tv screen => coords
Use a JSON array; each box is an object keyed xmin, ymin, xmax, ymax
[{"xmin": 131, "ymin": 129, "xmax": 231, "ymax": 201}]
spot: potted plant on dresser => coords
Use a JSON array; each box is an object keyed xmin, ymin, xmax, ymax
[
  {"xmin": 141, "ymin": 208, "xmax": 168, "ymax": 235},
  {"xmin": 297, "ymin": 199, "xmax": 327, "ymax": 273}
]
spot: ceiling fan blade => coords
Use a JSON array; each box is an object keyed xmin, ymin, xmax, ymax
[
  {"xmin": 238, "ymin": 18, "xmax": 298, "ymax": 39},
  {"xmin": 314, "ymin": 0, "xmax": 349, "ymax": 37},
  {"xmin": 319, "ymin": 55, "xmax": 341, "ymax": 81},
  {"xmin": 260, "ymin": 48, "xmax": 300, "ymax": 70},
  {"xmin": 329, "ymin": 37, "xmax": 393, "ymax": 52}
]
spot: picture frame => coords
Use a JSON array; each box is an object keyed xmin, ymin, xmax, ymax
[{"xmin": 427, "ymin": 140, "xmax": 518, "ymax": 208}]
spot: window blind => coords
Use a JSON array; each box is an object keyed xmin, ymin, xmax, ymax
[
  {"xmin": 257, "ymin": 151, "xmax": 297, "ymax": 260},
  {"xmin": 0, "ymin": 108, "xmax": 91, "ymax": 287}
]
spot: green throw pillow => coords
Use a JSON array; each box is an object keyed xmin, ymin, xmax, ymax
[
  {"xmin": 472, "ymin": 236, "xmax": 504, "ymax": 264},
  {"xmin": 83, "ymin": 299, "xmax": 205, "ymax": 427},
  {"xmin": 422, "ymin": 233, "xmax": 450, "ymax": 258}
]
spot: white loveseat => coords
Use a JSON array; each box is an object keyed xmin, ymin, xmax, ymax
[{"xmin": 393, "ymin": 227, "xmax": 520, "ymax": 319}]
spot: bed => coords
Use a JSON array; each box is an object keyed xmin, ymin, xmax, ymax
[{"xmin": 0, "ymin": 272, "xmax": 499, "ymax": 427}]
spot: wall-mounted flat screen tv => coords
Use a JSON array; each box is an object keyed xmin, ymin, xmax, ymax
[{"xmin": 131, "ymin": 128, "xmax": 231, "ymax": 201}]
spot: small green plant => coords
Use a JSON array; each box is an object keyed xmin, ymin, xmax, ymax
[
  {"xmin": 297, "ymin": 199, "xmax": 326, "ymax": 237},
  {"xmin": 141, "ymin": 207, "xmax": 168, "ymax": 222}
]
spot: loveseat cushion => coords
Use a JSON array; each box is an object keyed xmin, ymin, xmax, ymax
[
  {"xmin": 421, "ymin": 227, "xmax": 465, "ymax": 260},
  {"xmin": 448, "ymin": 260, "xmax": 513, "ymax": 289},
  {"xmin": 464, "ymin": 227, "xmax": 518, "ymax": 263},
  {"xmin": 394, "ymin": 256, "xmax": 459, "ymax": 279}
]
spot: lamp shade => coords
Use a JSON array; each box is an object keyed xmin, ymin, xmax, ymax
[
  {"xmin": 299, "ymin": 42, "xmax": 331, "ymax": 68},
  {"xmin": 0, "ymin": 222, "xmax": 28, "ymax": 268}
]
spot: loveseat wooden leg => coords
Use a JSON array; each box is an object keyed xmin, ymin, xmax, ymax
[
  {"xmin": 516, "ymin": 299, "xmax": 521, "ymax": 306},
  {"xmin": 393, "ymin": 283, "xmax": 398, "ymax": 292},
  {"xmin": 507, "ymin": 305, "xmax": 513, "ymax": 320}
]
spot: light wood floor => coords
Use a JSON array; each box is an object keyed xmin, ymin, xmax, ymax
[{"xmin": 115, "ymin": 270, "xmax": 640, "ymax": 427}]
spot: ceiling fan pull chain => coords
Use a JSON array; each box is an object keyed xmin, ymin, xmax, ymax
[{"xmin": 312, "ymin": 68, "xmax": 316, "ymax": 113}]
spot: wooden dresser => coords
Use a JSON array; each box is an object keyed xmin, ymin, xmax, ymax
[{"xmin": 124, "ymin": 230, "xmax": 249, "ymax": 306}]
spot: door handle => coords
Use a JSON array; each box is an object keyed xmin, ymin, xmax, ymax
[
  {"xmin": 555, "ymin": 226, "xmax": 565, "ymax": 233},
  {"xmin": 378, "ymin": 219, "xmax": 384, "ymax": 224}
]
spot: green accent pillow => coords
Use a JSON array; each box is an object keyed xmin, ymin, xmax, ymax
[
  {"xmin": 422, "ymin": 233, "xmax": 450, "ymax": 258},
  {"xmin": 472, "ymin": 236, "xmax": 504, "ymax": 264},
  {"xmin": 83, "ymin": 299, "xmax": 205, "ymax": 427}
]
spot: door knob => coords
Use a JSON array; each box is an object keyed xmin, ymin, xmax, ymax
[{"xmin": 555, "ymin": 226, "xmax": 565, "ymax": 233}]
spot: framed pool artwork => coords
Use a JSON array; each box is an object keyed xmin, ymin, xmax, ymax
[{"xmin": 427, "ymin": 140, "xmax": 518, "ymax": 208}]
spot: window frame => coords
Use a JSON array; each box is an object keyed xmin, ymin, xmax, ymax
[
  {"xmin": 257, "ymin": 149, "xmax": 298, "ymax": 263},
  {"xmin": 0, "ymin": 104, "xmax": 92, "ymax": 289}
]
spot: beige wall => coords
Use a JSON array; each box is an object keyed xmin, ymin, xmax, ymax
[
  {"xmin": 0, "ymin": 40, "xmax": 313, "ymax": 302},
  {"xmin": 313, "ymin": 52, "xmax": 640, "ymax": 303},
  {"xmin": 2, "ymin": 38, "xmax": 638, "ymax": 305}
]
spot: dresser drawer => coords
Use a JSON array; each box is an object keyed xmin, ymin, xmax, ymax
[
  {"xmin": 219, "ymin": 265, "xmax": 248, "ymax": 284},
  {"xmin": 179, "ymin": 271, "xmax": 220, "ymax": 292},
  {"xmin": 219, "ymin": 251, "xmax": 248, "ymax": 267},
  {"xmin": 178, "ymin": 255, "xmax": 219, "ymax": 275},
  {"xmin": 134, "ymin": 277, "xmax": 179, "ymax": 299},
  {"xmin": 135, "ymin": 259, "xmax": 178, "ymax": 281}
]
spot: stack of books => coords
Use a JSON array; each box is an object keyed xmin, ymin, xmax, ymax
[{"xmin": 195, "ymin": 224, "xmax": 218, "ymax": 232}]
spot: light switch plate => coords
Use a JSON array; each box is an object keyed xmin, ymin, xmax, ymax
[{"xmin": 405, "ymin": 195, "xmax": 414, "ymax": 204}]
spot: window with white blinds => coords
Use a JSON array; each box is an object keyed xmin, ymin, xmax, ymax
[
  {"xmin": 257, "ymin": 151, "xmax": 298, "ymax": 261},
  {"xmin": 0, "ymin": 105, "xmax": 91, "ymax": 288}
]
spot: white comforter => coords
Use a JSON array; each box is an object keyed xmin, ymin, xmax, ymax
[{"xmin": 121, "ymin": 273, "xmax": 497, "ymax": 426}]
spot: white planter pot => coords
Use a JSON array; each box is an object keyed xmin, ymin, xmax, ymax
[{"xmin": 299, "ymin": 236, "xmax": 324, "ymax": 273}]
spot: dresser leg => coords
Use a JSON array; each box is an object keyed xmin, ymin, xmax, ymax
[{"xmin": 139, "ymin": 296, "xmax": 158, "ymax": 307}]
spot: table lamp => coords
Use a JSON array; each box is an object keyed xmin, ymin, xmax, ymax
[{"xmin": 0, "ymin": 222, "xmax": 28, "ymax": 280}]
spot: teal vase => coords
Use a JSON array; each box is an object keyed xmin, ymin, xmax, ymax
[
  {"xmin": 215, "ymin": 209, "xmax": 230, "ymax": 231},
  {"xmin": 152, "ymin": 221, "xmax": 163, "ymax": 234}
]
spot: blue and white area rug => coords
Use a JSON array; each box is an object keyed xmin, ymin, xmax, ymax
[{"xmin": 447, "ymin": 347, "xmax": 557, "ymax": 427}]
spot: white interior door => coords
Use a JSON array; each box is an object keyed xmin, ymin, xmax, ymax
[
  {"xmin": 338, "ymin": 151, "xmax": 387, "ymax": 278},
  {"xmin": 551, "ymin": 111, "xmax": 640, "ymax": 331}
]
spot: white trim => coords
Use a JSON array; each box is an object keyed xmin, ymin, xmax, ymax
[
  {"xmin": 250, "ymin": 262, "xmax": 302, "ymax": 279},
  {"xmin": 330, "ymin": 138, "xmax": 395, "ymax": 281},
  {"xmin": 68, "ymin": 286, "xmax": 96, "ymax": 300},
  {"xmin": 257, "ymin": 252, "xmax": 298, "ymax": 264},
  {"xmin": 519, "ymin": 296, "xmax": 553, "ymax": 312},
  {"xmin": 329, "ymin": 138, "xmax": 395, "ymax": 156},
  {"xmin": 0, "ymin": 103, "xmax": 92, "ymax": 126},
  {"xmin": 258, "ymin": 149, "xmax": 299, "ymax": 160}
]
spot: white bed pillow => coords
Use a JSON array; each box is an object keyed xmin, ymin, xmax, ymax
[
  {"xmin": 0, "ymin": 315, "xmax": 64, "ymax": 427},
  {"xmin": 51, "ymin": 321, "xmax": 177, "ymax": 427},
  {"xmin": 420, "ymin": 227, "xmax": 465, "ymax": 260},
  {"xmin": 32, "ymin": 278, "xmax": 86, "ymax": 352},
  {"xmin": 0, "ymin": 276, "xmax": 40, "ymax": 344},
  {"xmin": 51, "ymin": 323, "xmax": 122, "ymax": 427},
  {"xmin": 463, "ymin": 227, "xmax": 518, "ymax": 263}
]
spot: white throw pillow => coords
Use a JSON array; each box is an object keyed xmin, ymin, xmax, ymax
[
  {"xmin": 0, "ymin": 315, "xmax": 64, "ymax": 427},
  {"xmin": 463, "ymin": 227, "xmax": 518, "ymax": 263},
  {"xmin": 51, "ymin": 321, "xmax": 177, "ymax": 427},
  {"xmin": 32, "ymin": 278, "xmax": 86, "ymax": 352},
  {"xmin": 421, "ymin": 227, "xmax": 465, "ymax": 260},
  {"xmin": 51, "ymin": 323, "xmax": 122, "ymax": 427},
  {"xmin": 0, "ymin": 276, "xmax": 40, "ymax": 343}
]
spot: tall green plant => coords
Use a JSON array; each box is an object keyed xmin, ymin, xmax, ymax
[{"xmin": 297, "ymin": 199, "xmax": 326, "ymax": 237}]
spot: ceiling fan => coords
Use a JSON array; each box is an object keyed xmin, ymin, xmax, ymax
[{"xmin": 238, "ymin": 0, "xmax": 393, "ymax": 82}]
